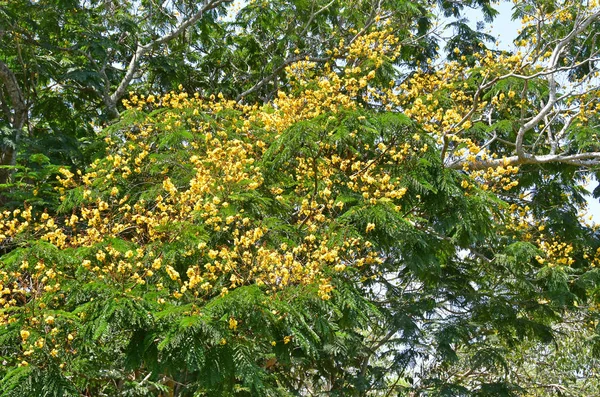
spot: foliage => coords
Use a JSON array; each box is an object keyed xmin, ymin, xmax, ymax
[
  {"xmin": 0, "ymin": 0, "xmax": 496, "ymax": 196},
  {"xmin": 1, "ymin": 0, "xmax": 600, "ymax": 396}
]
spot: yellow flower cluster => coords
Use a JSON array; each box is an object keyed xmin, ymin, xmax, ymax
[
  {"xmin": 466, "ymin": 164, "xmax": 520, "ymax": 192},
  {"xmin": 269, "ymin": 27, "xmax": 401, "ymax": 131},
  {"xmin": 535, "ymin": 240, "xmax": 576, "ymax": 268},
  {"xmin": 500, "ymin": 201, "xmax": 585, "ymax": 272},
  {"xmin": 0, "ymin": 26, "xmax": 416, "ymax": 347},
  {"xmin": 583, "ymin": 247, "xmax": 600, "ymax": 268}
]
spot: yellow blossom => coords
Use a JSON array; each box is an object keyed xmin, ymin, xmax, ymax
[{"xmin": 20, "ymin": 330, "xmax": 30, "ymax": 341}]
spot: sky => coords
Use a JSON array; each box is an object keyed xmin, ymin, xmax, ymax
[{"xmin": 462, "ymin": 1, "xmax": 600, "ymax": 224}]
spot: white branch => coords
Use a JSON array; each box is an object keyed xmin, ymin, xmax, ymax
[
  {"xmin": 514, "ymin": 10, "xmax": 600, "ymax": 159},
  {"xmin": 449, "ymin": 152, "xmax": 600, "ymax": 170}
]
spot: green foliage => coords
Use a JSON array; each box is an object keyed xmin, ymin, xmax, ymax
[{"xmin": 1, "ymin": 0, "xmax": 600, "ymax": 396}]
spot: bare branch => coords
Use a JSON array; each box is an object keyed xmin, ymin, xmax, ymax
[
  {"xmin": 448, "ymin": 10, "xmax": 600, "ymax": 171},
  {"xmin": 299, "ymin": 0, "xmax": 337, "ymax": 38},
  {"xmin": 514, "ymin": 10, "xmax": 600, "ymax": 159},
  {"xmin": 449, "ymin": 152, "xmax": 600, "ymax": 170}
]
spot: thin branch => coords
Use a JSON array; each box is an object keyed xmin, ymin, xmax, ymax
[
  {"xmin": 109, "ymin": 0, "xmax": 232, "ymax": 111},
  {"xmin": 299, "ymin": 0, "xmax": 337, "ymax": 38},
  {"xmin": 235, "ymin": 55, "xmax": 329, "ymax": 102}
]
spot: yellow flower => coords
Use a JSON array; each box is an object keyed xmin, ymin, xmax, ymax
[
  {"xmin": 165, "ymin": 265, "xmax": 180, "ymax": 280},
  {"xmin": 334, "ymin": 263, "xmax": 346, "ymax": 272},
  {"xmin": 20, "ymin": 330, "xmax": 30, "ymax": 341},
  {"xmin": 45, "ymin": 315, "xmax": 55, "ymax": 325},
  {"xmin": 96, "ymin": 250, "xmax": 106, "ymax": 262},
  {"xmin": 152, "ymin": 258, "xmax": 162, "ymax": 270},
  {"xmin": 229, "ymin": 317, "xmax": 238, "ymax": 330},
  {"xmin": 365, "ymin": 223, "xmax": 375, "ymax": 233}
]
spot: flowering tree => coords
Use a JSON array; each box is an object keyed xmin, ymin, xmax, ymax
[
  {"xmin": 0, "ymin": 0, "xmax": 462, "ymax": 189},
  {"xmin": 1, "ymin": 1, "xmax": 600, "ymax": 396}
]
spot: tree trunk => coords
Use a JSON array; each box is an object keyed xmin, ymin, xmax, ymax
[{"xmin": 0, "ymin": 60, "xmax": 27, "ymax": 186}]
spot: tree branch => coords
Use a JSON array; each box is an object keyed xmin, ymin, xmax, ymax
[
  {"xmin": 235, "ymin": 55, "xmax": 329, "ymax": 102},
  {"xmin": 0, "ymin": 60, "xmax": 26, "ymax": 130},
  {"xmin": 0, "ymin": 60, "xmax": 27, "ymax": 185},
  {"xmin": 514, "ymin": 10, "xmax": 600, "ymax": 159},
  {"xmin": 448, "ymin": 10, "xmax": 600, "ymax": 171},
  {"xmin": 108, "ymin": 0, "xmax": 232, "ymax": 113},
  {"xmin": 449, "ymin": 151, "xmax": 600, "ymax": 170}
]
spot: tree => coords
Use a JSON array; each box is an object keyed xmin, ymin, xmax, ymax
[
  {"xmin": 1, "ymin": 0, "xmax": 600, "ymax": 396},
  {"xmin": 0, "ymin": 0, "xmax": 499, "ymax": 194},
  {"xmin": 0, "ymin": 0, "xmax": 388, "ymax": 185},
  {"xmin": 0, "ymin": 0, "xmax": 235, "ymax": 194}
]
